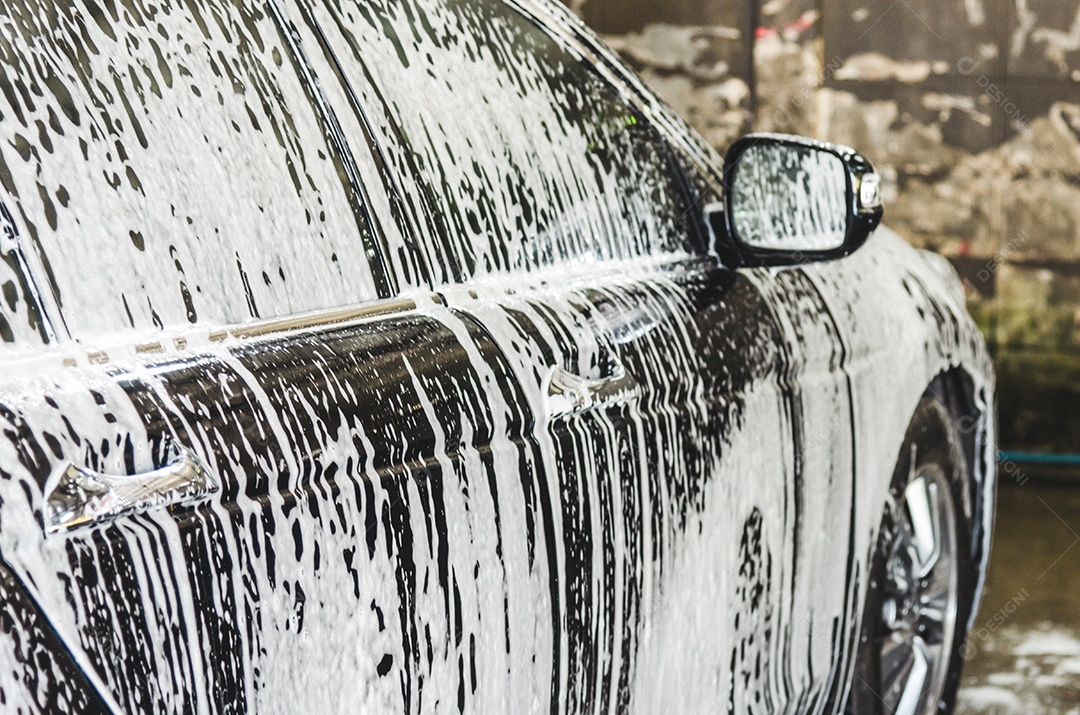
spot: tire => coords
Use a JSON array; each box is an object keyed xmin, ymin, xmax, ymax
[{"xmin": 847, "ymin": 397, "xmax": 977, "ymax": 715}]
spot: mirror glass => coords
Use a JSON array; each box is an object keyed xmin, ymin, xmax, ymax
[{"xmin": 730, "ymin": 142, "xmax": 849, "ymax": 252}]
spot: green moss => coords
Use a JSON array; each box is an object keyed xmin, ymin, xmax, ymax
[
  {"xmin": 995, "ymin": 351, "xmax": 1080, "ymax": 453},
  {"xmin": 962, "ymin": 296, "xmax": 1080, "ymax": 453}
]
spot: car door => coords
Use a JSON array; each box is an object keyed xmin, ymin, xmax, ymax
[
  {"xmin": 0, "ymin": 1, "xmax": 553, "ymax": 713},
  {"xmin": 302, "ymin": 0, "xmax": 860, "ymax": 711}
]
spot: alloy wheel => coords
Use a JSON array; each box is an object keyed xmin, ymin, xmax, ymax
[{"xmin": 878, "ymin": 465, "xmax": 960, "ymax": 715}]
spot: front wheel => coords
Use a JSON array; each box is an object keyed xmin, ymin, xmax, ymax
[{"xmin": 848, "ymin": 397, "xmax": 977, "ymax": 715}]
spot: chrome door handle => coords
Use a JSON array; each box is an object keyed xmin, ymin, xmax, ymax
[
  {"xmin": 544, "ymin": 352, "xmax": 639, "ymax": 416},
  {"xmin": 44, "ymin": 446, "xmax": 219, "ymax": 534}
]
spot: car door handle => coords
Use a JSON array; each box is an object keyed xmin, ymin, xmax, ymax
[
  {"xmin": 544, "ymin": 351, "xmax": 640, "ymax": 417},
  {"xmin": 44, "ymin": 445, "xmax": 220, "ymax": 534}
]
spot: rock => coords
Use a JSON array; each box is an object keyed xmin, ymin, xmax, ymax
[
  {"xmin": 753, "ymin": 34, "xmax": 823, "ymax": 136},
  {"xmin": 834, "ymin": 52, "xmax": 940, "ymax": 83},
  {"xmin": 637, "ymin": 71, "xmax": 750, "ymax": 149},
  {"xmin": 601, "ymin": 24, "xmax": 743, "ymax": 82}
]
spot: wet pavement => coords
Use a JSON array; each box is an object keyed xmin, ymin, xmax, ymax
[{"xmin": 956, "ymin": 476, "xmax": 1080, "ymax": 714}]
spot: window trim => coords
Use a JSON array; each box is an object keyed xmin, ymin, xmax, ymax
[{"xmin": 0, "ymin": 200, "xmax": 65, "ymax": 348}]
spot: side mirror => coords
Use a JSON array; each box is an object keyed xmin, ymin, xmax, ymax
[{"xmin": 707, "ymin": 133, "xmax": 883, "ymax": 268}]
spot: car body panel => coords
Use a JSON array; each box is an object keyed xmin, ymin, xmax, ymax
[
  {"xmin": 0, "ymin": 231, "xmax": 992, "ymax": 714},
  {"xmin": 0, "ymin": 0, "xmax": 994, "ymax": 712},
  {"xmin": 0, "ymin": 299, "xmax": 556, "ymax": 713}
]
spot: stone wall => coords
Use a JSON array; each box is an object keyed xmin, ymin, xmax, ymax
[{"xmin": 567, "ymin": 0, "xmax": 1080, "ymax": 453}]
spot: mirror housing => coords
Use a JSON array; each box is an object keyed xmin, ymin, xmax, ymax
[{"xmin": 708, "ymin": 133, "xmax": 884, "ymax": 268}]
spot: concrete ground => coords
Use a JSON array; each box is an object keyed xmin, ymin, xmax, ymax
[{"xmin": 956, "ymin": 476, "xmax": 1080, "ymax": 714}]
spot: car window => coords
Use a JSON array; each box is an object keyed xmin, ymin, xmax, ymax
[
  {"xmin": 312, "ymin": 0, "xmax": 698, "ymax": 287},
  {"xmin": 0, "ymin": 0, "xmax": 384, "ymax": 342}
]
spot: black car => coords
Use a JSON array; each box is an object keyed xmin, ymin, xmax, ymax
[{"xmin": 0, "ymin": 0, "xmax": 994, "ymax": 713}]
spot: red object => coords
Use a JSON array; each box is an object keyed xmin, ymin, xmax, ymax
[{"xmin": 788, "ymin": 16, "xmax": 815, "ymax": 33}]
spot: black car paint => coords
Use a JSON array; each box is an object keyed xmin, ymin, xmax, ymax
[{"xmin": 0, "ymin": 0, "xmax": 993, "ymax": 713}]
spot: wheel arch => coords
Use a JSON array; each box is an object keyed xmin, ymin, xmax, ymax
[{"xmin": 924, "ymin": 365, "xmax": 997, "ymax": 629}]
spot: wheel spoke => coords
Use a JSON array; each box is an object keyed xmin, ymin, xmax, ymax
[
  {"xmin": 894, "ymin": 638, "xmax": 931, "ymax": 715},
  {"xmin": 881, "ymin": 635, "xmax": 915, "ymax": 707},
  {"xmin": 905, "ymin": 476, "xmax": 941, "ymax": 578}
]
